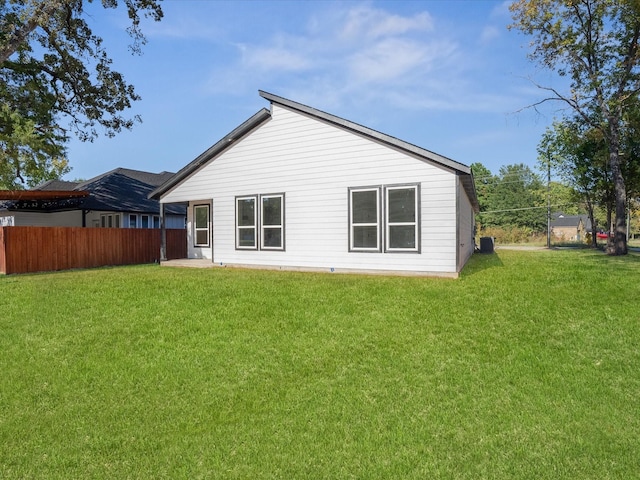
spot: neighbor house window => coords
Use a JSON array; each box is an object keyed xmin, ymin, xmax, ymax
[
  {"xmin": 194, "ymin": 204, "xmax": 210, "ymax": 247},
  {"xmin": 128, "ymin": 214, "xmax": 138, "ymax": 228},
  {"xmin": 236, "ymin": 196, "xmax": 257, "ymax": 249},
  {"xmin": 100, "ymin": 213, "xmax": 121, "ymax": 228},
  {"xmin": 349, "ymin": 187, "xmax": 380, "ymax": 252},
  {"xmin": 153, "ymin": 216, "xmax": 160, "ymax": 229},
  {"xmin": 141, "ymin": 215, "xmax": 150, "ymax": 229},
  {"xmin": 261, "ymin": 194, "xmax": 284, "ymax": 250},
  {"xmin": 385, "ymin": 185, "xmax": 419, "ymax": 252}
]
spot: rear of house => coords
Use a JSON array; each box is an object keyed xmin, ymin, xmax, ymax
[{"xmin": 152, "ymin": 91, "xmax": 479, "ymax": 277}]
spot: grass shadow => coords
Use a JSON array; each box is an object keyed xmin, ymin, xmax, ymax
[{"xmin": 461, "ymin": 251, "xmax": 504, "ymax": 277}]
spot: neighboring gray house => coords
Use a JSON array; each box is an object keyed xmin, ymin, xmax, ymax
[
  {"xmin": 150, "ymin": 91, "xmax": 479, "ymax": 277},
  {"xmin": 0, "ymin": 168, "xmax": 186, "ymax": 229}
]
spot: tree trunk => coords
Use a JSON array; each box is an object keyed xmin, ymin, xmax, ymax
[
  {"xmin": 585, "ymin": 194, "xmax": 597, "ymax": 248},
  {"xmin": 608, "ymin": 126, "xmax": 628, "ymax": 255}
]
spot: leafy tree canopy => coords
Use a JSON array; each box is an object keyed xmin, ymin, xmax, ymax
[
  {"xmin": 0, "ymin": 0, "xmax": 163, "ymax": 188},
  {"xmin": 510, "ymin": 0, "xmax": 640, "ymax": 254}
]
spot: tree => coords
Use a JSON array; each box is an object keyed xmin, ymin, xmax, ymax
[
  {"xmin": 0, "ymin": 0, "xmax": 163, "ymax": 188},
  {"xmin": 491, "ymin": 163, "xmax": 546, "ymax": 231},
  {"xmin": 472, "ymin": 162, "xmax": 546, "ymax": 232},
  {"xmin": 510, "ymin": 0, "xmax": 640, "ymax": 255},
  {"xmin": 539, "ymin": 120, "xmax": 612, "ymax": 247}
]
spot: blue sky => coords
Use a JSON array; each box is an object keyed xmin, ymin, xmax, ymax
[{"xmin": 66, "ymin": 0, "xmax": 565, "ymax": 181}]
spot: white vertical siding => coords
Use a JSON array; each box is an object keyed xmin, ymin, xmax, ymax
[{"xmin": 163, "ymin": 105, "xmax": 463, "ymax": 274}]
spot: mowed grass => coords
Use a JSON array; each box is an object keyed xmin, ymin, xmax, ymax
[{"xmin": 1, "ymin": 250, "xmax": 639, "ymax": 479}]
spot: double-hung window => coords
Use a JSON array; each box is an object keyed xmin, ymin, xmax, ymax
[
  {"xmin": 261, "ymin": 194, "xmax": 284, "ymax": 250},
  {"xmin": 194, "ymin": 204, "xmax": 210, "ymax": 247},
  {"xmin": 236, "ymin": 193, "xmax": 285, "ymax": 250},
  {"xmin": 385, "ymin": 185, "xmax": 419, "ymax": 252},
  {"xmin": 348, "ymin": 184, "xmax": 420, "ymax": 253},
  {"xmin": 349, "ymin": 187, "xmax": 380, "ymax": 252},
  {"xmin": 236, "ymin": 196, "xmax": 257, "ymax": 249}
]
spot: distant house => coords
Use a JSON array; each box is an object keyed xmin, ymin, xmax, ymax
[
  {"xmin": 550, "ymin": 212, "xmax": 591, "ymax": 241},
  {"xmin": 150, "ymin": 91, "xmax": 479, "ymax": 277},
  {"xmin": 0, "ymin": 168, "xmax": 186, "ymax": 229}
]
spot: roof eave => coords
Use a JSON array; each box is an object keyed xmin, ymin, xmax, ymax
[{"xmin": 149, "ymin": 108, "xmax": 272, "ymax": 200}]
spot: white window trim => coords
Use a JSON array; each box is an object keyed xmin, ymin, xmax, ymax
[
  {"xmin": 385, "ymin": 184, "xmax": 420, "ymax": 253},
  {"xmin": 193, "ymin": 204, "xmax": 210, "ymax": 247},
  {"xmin": 349, "ymin": 187, "xmax": 381, "ymax": 252}
]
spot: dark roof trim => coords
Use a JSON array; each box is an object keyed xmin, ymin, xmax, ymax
[
  {"xmin": 259, "ymin": 90, "xmax": 472, "ymax": 175},
  {"xmin": 149, "ymin": 108, "xmax": 272, "ymax": 200}
]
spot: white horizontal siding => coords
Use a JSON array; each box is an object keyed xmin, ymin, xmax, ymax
[
  {"xmin": 11, "ymin": 210, "xmax": 83, "ymax": 227},
  {"xmin": 164, "ymin": 104, "xmax": 460, "ymax": 274}
]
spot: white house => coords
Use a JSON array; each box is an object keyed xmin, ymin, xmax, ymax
[{"xmin": 150, "ymin": 91, "xmax": 479, "ymax": 277}]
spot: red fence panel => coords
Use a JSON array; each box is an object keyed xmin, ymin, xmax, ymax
[
  {"xmin": 166, "ymin": 228, "xmax": 188, "ymax": 260},
  {"xmin": 0, "ymin": 227, "xmax": 187, "ymax": 275},
  {"xmin": 0, "ymin": 227, "xmax": 6, "ymax": 275}
]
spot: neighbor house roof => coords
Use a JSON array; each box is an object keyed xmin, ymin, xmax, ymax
[
  {"xmin": 551, "ymin": 213, "xmax": 592, "ymax": 231},
  {"xmin": 35, "ymin": 179, "xmax": 81, "ymax": 191},
  {"xmin": 149, "ymin": 91, "xmax": 479, "ymax": 212},
  {"xmin": 1, "ymin": 168, "xmax": 184, "ymax": 215}
]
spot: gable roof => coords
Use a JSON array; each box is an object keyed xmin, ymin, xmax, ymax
[{"xmin": 150, "ymin": 91, "xmax": 479, "ymax": 211}]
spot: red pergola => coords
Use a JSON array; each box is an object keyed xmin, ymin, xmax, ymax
[{"xmin": 0, "ymin": 190, "xmax": 89, "ymax": 201}]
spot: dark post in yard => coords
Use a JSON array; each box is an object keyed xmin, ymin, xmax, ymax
[{"xmin": 160, "ymin": 202, "xmax": 167, "ymax": 262}]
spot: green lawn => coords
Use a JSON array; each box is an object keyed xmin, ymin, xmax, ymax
[{"xmin": 1, "ymin": 250, "xmax": 639, "ymax": 479}]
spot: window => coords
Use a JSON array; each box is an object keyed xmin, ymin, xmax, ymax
[
  {"xmin": 349, "ymin": 187, "xmax": 380, "ymax": 251},
  {"xmin": 348, "ymin": 184, "xmax": 420, "ymax": 253},
  {"xmin": 141, "ymin": 215, "xmax": 149, "ymax": 229},
  {"xmin": 385, "ymin": 185, "xmax": 419, "ymax": 252},
  {"xmin": 153, "ymin": 216, "xmax": 160, "ymax": 229},
  {"xmin": 236, "ymin": 196, "xmax": 257, "ymax": 249},
  {"xmin": 194, "ymin": 204, "xmax": 210, "ymax": 247},
  {"xmin": 261, "ymin": 194, "xmax": 284, "ymax": 250},
  {"xmin": 236, "ymin": 193, "xmax": 285, "ymax": 250},
  {"xmin": 100, "ymin": 213, "xmax": 120, "ymax": 228},
  {"xmin": 129, "ymin": 214, "xmax": 138, "ymax": 228}
]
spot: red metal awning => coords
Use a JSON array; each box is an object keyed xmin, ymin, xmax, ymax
[{"xmin": 0, "ymin": 190, "xmax": 89, "ymax": 200}]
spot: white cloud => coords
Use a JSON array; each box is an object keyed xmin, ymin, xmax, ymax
[
  {"xmin": 480, "ymin": 25, "xmax": 500, "ymax": 44},
  {"xmin": 338, "ymin": 5, "xmax": 433, "ymax": 41},
  {"xmin": 202, "ymin": 2, "xmax": 521, "ymax": 116},
  {"xmin": 238, "ymin": 43, "xmax": 312, "ymax": 72}
]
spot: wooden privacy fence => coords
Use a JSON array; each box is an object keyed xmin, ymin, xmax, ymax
[{"xmin": 0, "ymin": 227, "xmax": 187, "ymax": 275}]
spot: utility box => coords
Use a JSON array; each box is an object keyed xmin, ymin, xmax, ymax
[{"xmin": 479, "ymin": 236, "xmax": 494, "ymax": 254}]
